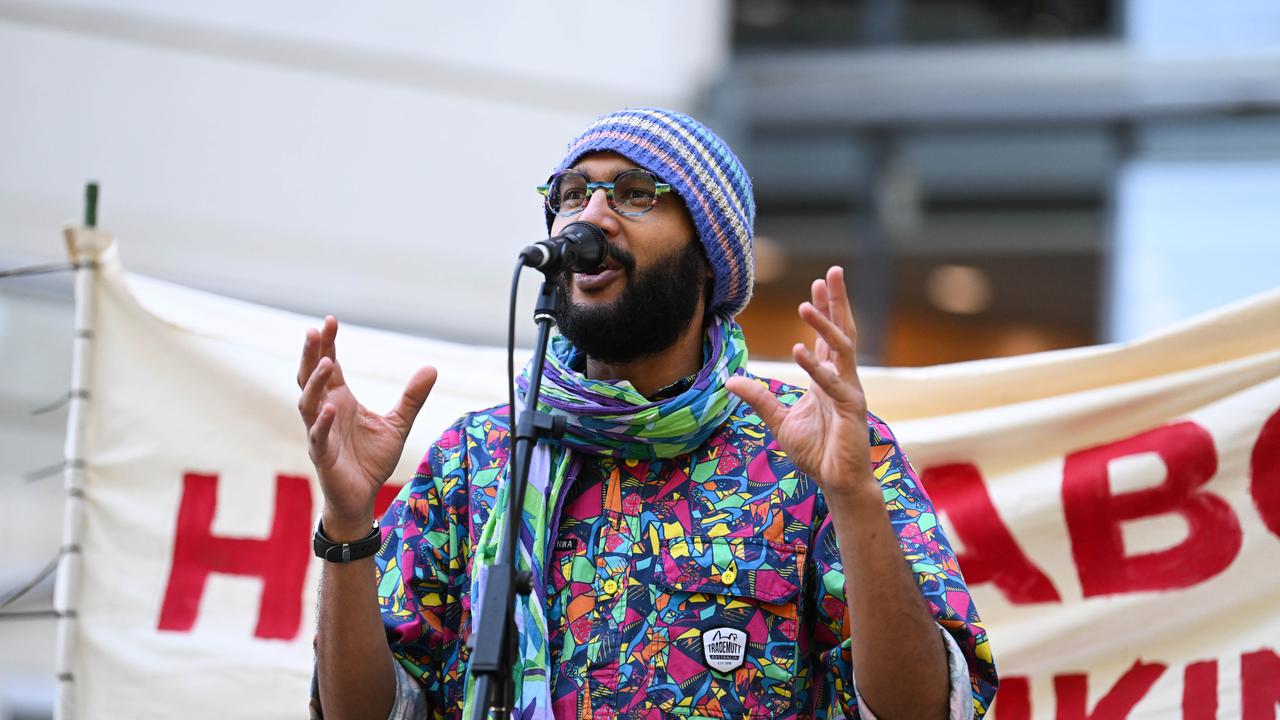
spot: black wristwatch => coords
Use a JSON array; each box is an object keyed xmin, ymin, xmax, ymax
[{"xmin": 313, "ymin": 519, "xmax": 381, "ymax": 563}]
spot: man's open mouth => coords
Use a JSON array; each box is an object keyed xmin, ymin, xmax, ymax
[{"xmin": 578, "ymin": 257, "xmax": 624, "ymax": 277}]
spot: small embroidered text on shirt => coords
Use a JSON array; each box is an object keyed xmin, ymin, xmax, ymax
[{"xmin": 702, "ymin": 627, "xmax": 748, "ymax": 672}]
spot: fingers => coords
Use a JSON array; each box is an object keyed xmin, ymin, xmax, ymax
[
  {"xmin": 298, "ymin": 327, "xmax": 321, "ymax": 389},
  {"xmin": 389, "ymin": 366, "xmax": 439, "ymax": 432},
  {"xmin": 793, "ymin": 342, "xmax": 859, "ymax": 405},
  {"xmin": 319, "ymin": 316, "xmax": 348, "ymax": 386},
  {"xmin": 823, "ymin": 266, "xmax": 862, "ymax": 388},
  {"xmin": 824, "ymin": 266, "xmax": 857, "ymax": 341},
  {"xmin": 811, "ymin": 276, "xmax": 831, "ymax": 316},
  {"xmin": 798, "ymin": 301, "xmax": 855, "ymax": 376},
  {"xmin": 799, "ymin": 266, "xmax": 862, "ymax": 382},
  {"xmin": 810, "ymin": 278, "xmax": 831, "ymax": 363},
  {"xmin": 726, "ymin": 375, "xmax": 788, "ymax": 431},
  {"xmin": 298, "ymin": 357, "xmax": 335, "ymax": 426},
  {"xmin": 298, "ymin": 316, "xmax": 341, "ymax": 388},
  {"xmin": 308, "ymin": 403, "xmax": 336, "ymax": 463},
  {"xmin": 319, "ymin": 315, "xmax": 338, "ymax": 360}
]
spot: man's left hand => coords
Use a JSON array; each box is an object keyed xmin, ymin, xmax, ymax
[
  {"xmin": 726, "ymin": 265, "xmax": 874, "ymax": 499},
  {"xmin": 728, "ymin": 265, "xmax": 952, "ymax": 719}
]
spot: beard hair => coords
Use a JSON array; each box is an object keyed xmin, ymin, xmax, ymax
[{"xmin": 555, "ymin": 240, "xmax": 708, "ymax": 365}]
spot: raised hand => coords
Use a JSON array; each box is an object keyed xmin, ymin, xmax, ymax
[
  {"xmin": 725, "ymin": 266, "xmax": 873, "ymax": 499},
  {"xmin": 730, "ymin": 269, "xmax": 950, "ymax": 716},
  {"xmin": 297, "ymin": 316, "xmax": 438, "ymax": 537}
]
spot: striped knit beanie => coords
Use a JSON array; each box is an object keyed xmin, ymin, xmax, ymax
[{"xmin": 548, "ymin": 108, "xmax": 756, "ymax": 317}]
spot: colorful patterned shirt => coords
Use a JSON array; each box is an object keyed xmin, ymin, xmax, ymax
[{"xmin": 372, "ymin": 378, "xmax": 998, "ymax": 719}]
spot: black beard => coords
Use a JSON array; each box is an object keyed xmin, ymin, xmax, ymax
[{"xmin": 555, "ymin": 241, "xmax": 707, "ymax": 365}]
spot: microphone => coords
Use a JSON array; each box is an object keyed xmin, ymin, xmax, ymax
[{"xmin": 520, "ymin": 222, "xmax": 608, "ymax": 274}]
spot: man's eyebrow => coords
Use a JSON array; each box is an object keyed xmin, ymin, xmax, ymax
[{"xmin": 569, "ymin": 164, "xmax": 637, "ymax": 180}]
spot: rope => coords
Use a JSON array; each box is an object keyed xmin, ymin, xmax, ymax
[
  {"xmin": 0, "ymin": 555, "xmax": 59, "ymax": 608},
  {"xmin": 0, "ymin": 261, "xmax": 90, "ymax": 280}
]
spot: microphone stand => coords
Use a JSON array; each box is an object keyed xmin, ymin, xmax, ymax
[{"xmin": 468, "ymin": 277, "xmax": 565, "ymax": 720}]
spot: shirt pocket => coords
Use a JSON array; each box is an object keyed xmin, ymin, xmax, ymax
[{"xmin": 646, "ymin": 536, "xmax": 806, "ymax": 719}]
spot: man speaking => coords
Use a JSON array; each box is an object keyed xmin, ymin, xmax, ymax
[{"xmin": 298, "ymin": 108, "xmax": 999, "ymax": 719}]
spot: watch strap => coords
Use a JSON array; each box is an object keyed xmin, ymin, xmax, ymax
[{"xmin": 313, "ymin": 519, "xmax": 381, "ymax": 563}]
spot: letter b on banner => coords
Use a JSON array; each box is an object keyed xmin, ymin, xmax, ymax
[
  {"xmin": 158, "ymin": 472, "xmax": 313, "ymax": 640},
  {"xmin": 1063, "ymin": 421, "xmax": 1242, "ymax": 597}
]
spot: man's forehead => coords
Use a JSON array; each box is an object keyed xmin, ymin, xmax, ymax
[{"xmin": 570, "ymin": 151, "xmax": 642, "ymax": 178}]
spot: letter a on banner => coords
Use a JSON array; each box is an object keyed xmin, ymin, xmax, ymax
[{"xmin": 922, "ymin": 463, "xmax": 1061, "ymax": 604}]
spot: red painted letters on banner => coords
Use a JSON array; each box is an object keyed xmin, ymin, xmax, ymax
[
  {"xmin": 921, "ymin": 463, "xmax": 1061, "ymax": 603},
  {"xmin": 1251, "ymin": 409, "xmax": 1280, "ymax": 539},
  {"xmin": 1062, "ymin": 421, "xmax": 1242, "ymax": 597},
  {"xmin": 1242, "ymin": 648, "xmax": 1280, "ymax": 720},
  {"xmin": 1181, "ymin": 659, "xmax": 1218, "ymax": 720},
  {"xmin": 157, "ymin": 473, "xmax": 313, "ymax": 640},
  {"xmin": 995, "ymin": 649, "xmax": 1280, "ymax": 718},
  {"xmin": 1054, "ymin": 660, "xmax": 1167, "ymax": 720}
]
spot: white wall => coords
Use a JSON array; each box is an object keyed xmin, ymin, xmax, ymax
[
  {"xmin": 0, "ymin": 2, "xmax": 729, "ymax": 715},
  {"xmin": 0, "ymin": 0, "xmax": 730, "ymax": 342}
]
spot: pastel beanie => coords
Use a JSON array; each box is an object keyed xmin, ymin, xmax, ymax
[{"xmin": 547, "ymin": 108, "xmax": 756, "ymax": 317}]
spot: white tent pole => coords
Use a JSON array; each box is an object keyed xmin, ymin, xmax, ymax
[{"xmin": 52, "ymin": 220, "xmax": 109, "ymax": 720}]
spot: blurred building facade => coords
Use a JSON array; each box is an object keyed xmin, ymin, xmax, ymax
[{"xmin": 717, "ymin": 0, "xmax": 1280, "ymax": 364}]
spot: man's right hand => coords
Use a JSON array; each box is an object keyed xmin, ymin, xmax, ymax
[{"xmin": 297, "ymin": 316, "xmax": 438, "ymax": 539}]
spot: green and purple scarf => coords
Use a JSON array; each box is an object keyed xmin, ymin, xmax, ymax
[{"xmin": 465, "ymin": 315, "xmax": 748, "ymax": 719}]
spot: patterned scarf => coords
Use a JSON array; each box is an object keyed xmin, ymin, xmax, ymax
[{"xmin": 465, "ymin": 316, "xmax": 748, "ymax": 719}]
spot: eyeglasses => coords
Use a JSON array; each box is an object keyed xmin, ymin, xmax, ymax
[{"xmin": 537, "ymin": 169, "xmax": 673, "ymax": 217}]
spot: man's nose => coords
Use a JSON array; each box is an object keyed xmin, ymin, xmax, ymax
[{"xmin": 577, "ymin": 188, "xmax": 620, "ymax": 233}]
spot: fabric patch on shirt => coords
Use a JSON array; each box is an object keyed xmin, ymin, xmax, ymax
[
  {"xmin": 554, "ymin": 537, "xmax": 578, "ymax": 553},
  {"xmin": 702, "ymin": 627, "xmax": 748, "ymax": 672}
]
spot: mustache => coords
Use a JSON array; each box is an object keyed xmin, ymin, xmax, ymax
[
  {"xmin": 559, "ymin": 241, "xmax": 635, "ymax": 277},
  {"xmin": 604, "ymin": 242, "xmax": 636, "ymax": 271}
]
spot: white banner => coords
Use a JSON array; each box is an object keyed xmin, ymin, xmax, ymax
[{"xmin": 66, "ymin": 232, "xmax": 1280, "ymax": 718}]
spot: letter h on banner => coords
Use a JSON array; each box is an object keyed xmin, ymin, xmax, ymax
[{"xmin": 158, "ymin": 473, "xmax": 313, "ymax": 640}]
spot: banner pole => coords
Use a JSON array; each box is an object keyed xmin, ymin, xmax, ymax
[{"xmin": 53, "ymin": 183, "xmax": 107, "ymax": 720}]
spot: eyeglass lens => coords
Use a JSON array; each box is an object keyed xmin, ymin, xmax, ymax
[{"xmin": 550, "ymin": 170, "xmax": 658, "ymax": 216}]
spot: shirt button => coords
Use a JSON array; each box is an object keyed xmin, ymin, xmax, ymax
[{"xmin": 602, "ymin": 579, "xmax": 619, "ymax": 595}]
